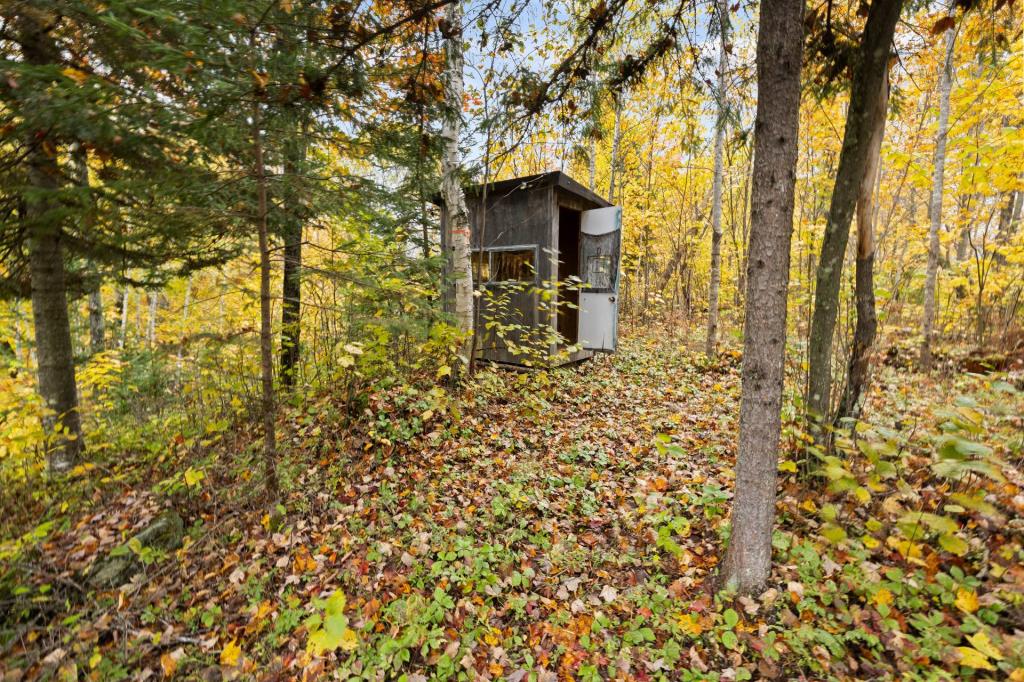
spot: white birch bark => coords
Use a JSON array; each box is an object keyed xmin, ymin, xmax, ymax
[
  {"xmin": 147, "ymin": 290, "xmax": 158, "ymax": 347},
  {"xmin": 119, "ymin": 286, "xmax": 129, "ymax": 348},
  {"xmin": 706, "ymin": 0, "xmax": 729, "ymax": 357},
  {"xmin": 440, "ymin": 1, "xmax": 474, "ymax": 366},
  {"xmin": 588, "ymin": 135, "xmax": 597, "ymax": 192},
  {"xmin": 920, "ymin": 29, "xmax": 955, "ymax": 369},
  {"xmin": 608, "ymin": 103, "xmax": 622, "ymax": 203}
]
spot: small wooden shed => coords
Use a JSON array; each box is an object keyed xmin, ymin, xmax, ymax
[{"xmin": 439, "ymin": 171, "xmax": 623, "ymax": 366}]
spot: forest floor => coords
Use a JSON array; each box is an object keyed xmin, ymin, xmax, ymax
[{"xmin": 2, "ymin": 329, "xmax": 1024, "ymax": 681}]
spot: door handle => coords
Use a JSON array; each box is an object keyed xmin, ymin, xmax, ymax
[{"xmin": 609, "ymin": 296, "xmax": 616, "ymax": 302}]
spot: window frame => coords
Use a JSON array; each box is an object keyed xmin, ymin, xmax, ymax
[{"xmin": 472, "ymin": 244, "xmax": 539, "ymax": 285}]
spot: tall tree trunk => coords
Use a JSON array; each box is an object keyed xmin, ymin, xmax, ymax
[
  {"xmin": 706, "ymin": 0, "xmax": 729, "ymax": 357},
  {"xmin": 252, "ymin": 98, "xmax": 280, "ymax": 501},
  {"xmin": 837, "ymin": 70, "xmax": 889, "ymax": 423},
  {"xmin": 920, "ymin": 29, "xmax": 956, "ymax": 370},
  {"xmin": 146, "ymin": 291, "xmax": 158, "ymax": 347},
  {"xmin": 607, "ymin": 102, "xmax": 622, "ymax": 203},
  {"xmin": 588, "ymin": 135, "xmax": 597, "ymax": 192},
  {"xmin": 119, "ymin": 286, "xmax": 130, "ymax": 348},
  {"xmin": 806, "ymin": 0, "xmax": 903, "ymax": 429},
  {"xmin": 279, "ymin": 119, "xmax": 308, "ymax": 389},
  {"xmin": 996, "ymin": 189, "xmax": 1020, "ymax": 244},
  {"xmin": 440, "ymin": 1, "xmax": 474, "ymax": 368},
  {"xmin": 88, "ymin": 288, "xmax": 104, "ymax": 355},
  {"xmin": 18, "ymin": 12, "xmax": 83, "ymax": 472},
  {"xmin": 717, "ymin": 0, "xmax": 804, "ymax": 594}
]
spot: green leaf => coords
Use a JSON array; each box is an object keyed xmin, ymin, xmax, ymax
[
  {"xmin": 324, "ymin": 612, "xmax": 348, "ymax": 638},
  {"xmin": 720, "ymin": 630, "xmax": 739, "ymax": 650},
  {"xmin": 949, "ymin": 492, "xmax": 998, "ymax": 516},
  {"xmin": 936, "ymin": 436, "xmax": 991, "ymax": 460},
  {"xmin": 324, "ymin": 591, "xmax": 346, "ymax": 616},
  {"xmin": 184, "ymin": 467, "xmax": 204, "ymax": 487},
  {"xmin": 821, "ymin": 523, "xmax": 847, "ymax": 544},
  {"xmin": 723, "ymin": 608, "xmax": 739, "ymax": 629},
  {"xmin": 939, "ymin": 533, "xmax": 969, "ymax": 556}
]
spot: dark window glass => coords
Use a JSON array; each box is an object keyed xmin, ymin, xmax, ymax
[{"xmin": 491, "ymin": 249, "xmax": 535, "ymax": 282}]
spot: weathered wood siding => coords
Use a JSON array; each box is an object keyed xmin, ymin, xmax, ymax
[
  {"xmin": 468, "ymin": 186, "xmax": 552, "ymax": 365},
  {"xmin": 440, "ymin": 173, "xmax": 610, "ymax": 366}
]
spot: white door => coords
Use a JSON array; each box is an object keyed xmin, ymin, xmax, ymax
[{"xmin": 578, "ymin": 206, "xmax": 622, "ymax": 352}]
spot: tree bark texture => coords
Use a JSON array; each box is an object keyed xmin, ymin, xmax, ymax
[
  {"xmin": 921, "ymin": 27, "xmax": 958, "ymax": 366},
  {"xmin": 920, "ymin": 29, "xmax": 955, "ymax": 370},
  {"xmin": 279, "ymin": 119, "xmax": 308, "ymax": 389},
  {"xmin": 717, "ymin": 0, "xmax": 804, "ymax": 594},
  {"xmin": 837, "ymin": 70, "xmax": 889, "ymax": 423},
  {"xmin": 440, "ymin": 1, "xmax": 474, "ymax": 366},
  {"xmin": 18, "ymin": 12, "xmax": 84, "ymax": 472},
  {"xmin": 119, "ymin": 286, "xmax": 130, "ymax": 348},
  {"xmin": 88, "ymin": 288, "xmax": 104, "ymax": 355},
  {"xmin": 608, "ymin": 103, "xmax": 622, "ymax": 204},
  {"xmin": 588, "ymin": 136, "xmax": 597, "ymax": 192},
  {"xmin": 706, "ymin": 0, "xmax": 729, "ymax": 357},
  {"xmin": 806, "ymin": 0, "xmax": 903, "ymax": 428}
]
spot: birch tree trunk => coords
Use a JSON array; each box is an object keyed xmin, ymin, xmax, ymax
[
  {"xmin": 837, "ymin": 70, "xmax": 889, "ymax": 422},
  {"xmin": 88, "ymin": 288, "xmax": 104, "ymax": 354},
  {"xmin": 588, "ymin": 136, "xmax": 597, "ymax": 192},
  {"xmin": 920, "ymin": 29, "xmax": 956, "ymax": 370},
  {"xmin": 119, "ymin": 286, "xmax": 130, "ymax": 349},
  {"xmin": 717, "ymin": 0, "xmax": 804, "ymax": 594},
  {"xmin": 440, "ymin": 1, "xmax": 474, "ymax": 367},
  {"xmin": 805, "ymin": 0, "xmax": 903, "ymax": 431},
  {"xmin": 18, "ymin": 12, "xmax": 83, "ymax": 472},
  {"xmin": 608, "ymin": 102, "xmax": 622, "ymax": 203},
  {"xmin": 706, "ymin": 0, "xmax": 729, "ymax": 357},
  {"xmin": 147, "ymin": 291, "xmax": 158, "ymax": 346}
]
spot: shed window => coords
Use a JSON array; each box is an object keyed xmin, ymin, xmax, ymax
[
  {"xmin": 585, "ymin": 255, "xmax": 613, "ymax": 290},
  {"xmin": 580, "ymin": 230, "xmax": 620, "ymax": 293},
  {"xmin": 471, "ymin": 252, "xmax": 490, "ymax": 283},
  {"xmin": 490, "ymin": 249, "xmax": 536, "ymax": 283}
]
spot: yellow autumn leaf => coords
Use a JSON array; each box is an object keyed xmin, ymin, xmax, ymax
[
  {"xmin": 220, "ymin": 639, "xmax": 242, "ymax": 667},
  {"xmin": 677, "ymin": 613, "xmax": 704, "ymax": 636},
  {"xmin": 955, "ymin": 587, "xmax": 979, "ymax": 614},
  {"xmin": 62, "ymin": 67, "xmax": 89, "ymax": 84},
  {"xmin": 160, "ymin": 652, "xmax": 178, "ymax": 677},
  {"xmin": 956, "ymin": 646, "xmax": 995, "ymax": 671},
  {"xmin": 886, "ymin": 535, "xmax": 923, "ymax": 562},
  {"xmin": 339, "ymin": 627, "xmax": 359, "ymax": 651},
  {"xmin": 966, "ymin": 631, "xmax": 1003, "ymax": 660},
  {"xmin": 872, "ymin": 588, "xmax": 894, "ymax": 607},
  {"xmin": 1009, "ymin": 668, "xmax": 1024, "ymax": 681},
  {"xmin": 249, "ymin": 70, "xmax": 269, "ymax": 88}
]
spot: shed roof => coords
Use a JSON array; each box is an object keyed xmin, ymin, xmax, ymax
[{"xmin": 433, "ymin": 171, "xmax": 613, "ymax": 208}]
